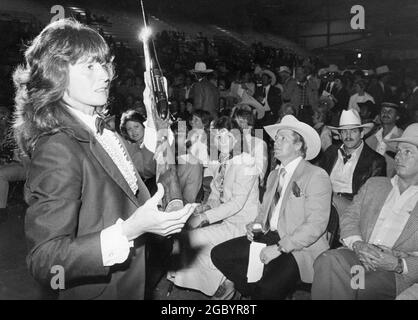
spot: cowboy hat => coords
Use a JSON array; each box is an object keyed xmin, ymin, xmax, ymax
[
  {"xmin": 261, "ymin": 69, "xmax": 277, "ymax": 86},
  {"xmin": 376, "ymin": 65, "xmax": 391, "ymax": 76},
  {"xmin": 190, "ymin": 62, "xmax": 213, "ymax": 73},
  {"xmin": 264, "ymin": 115, "xmax": 320, "ymax": 160},
  {"xmin": 278, "ymin": 66, "xmax": 291, "ymax": 74},
  {"xmin": 381, "ymin": 102, "xmax": 400, "ymax": 110},
  {"xmin": 327, "ymin": 64, "xmax": 341, "ymax": 74},
  {"xmin": 385, "ymin": 123, "xmax": 418, "ymax": 147},
  {"xmin": 328, "ymin": 109, "xmax": 374, "ymax": 131}
]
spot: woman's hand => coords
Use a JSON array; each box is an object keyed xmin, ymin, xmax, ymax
[
  {"xmin": 121, "ymin": 183, "xmax": 197, "ymax": 241},
  {"xmin": 187, "ymin": 212, "xmax": 209, "ymax": 229}
]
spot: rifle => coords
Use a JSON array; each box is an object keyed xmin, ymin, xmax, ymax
[{"xmin": 139, "ymin": 0, "xmax": 183, "ymax": 212}]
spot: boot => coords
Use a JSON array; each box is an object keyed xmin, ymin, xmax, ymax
[{"xmin": 0, "ymin": 208, "xmax": 7, "ymax": 224}]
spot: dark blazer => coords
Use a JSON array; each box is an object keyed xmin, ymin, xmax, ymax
[
  {"xmin": 407, "ymin": 90, "xmax": 418, "ymax": 118},
  {"xmin": 368, "ymin": 82, "xmax": 393, "ymax": 106},
  {"xmin": 254, "ymin": 85, "xmax": 282, "ymax": 122},
  {"xmin": 332, "ymin": 87, "xmax": 350, "ymax": 112},
  {"xmin": 24, "ymin": 111, "xmax": 151, "ymax": 300},
  {"xmin": 319, "ymin": 142, "xmax": 386, "ymax": 196},
  {"xmin": 191, "ymin": 78, "xmax": 219, "ymax": 119}
]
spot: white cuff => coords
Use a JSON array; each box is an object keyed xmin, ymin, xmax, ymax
[
  {"xmin": 343, "ymin": 235, "xmax": 363, "ymax": 250},
  {"xmin": 100, "ymin": 219, "xmax": 134, "ymax": 267}
]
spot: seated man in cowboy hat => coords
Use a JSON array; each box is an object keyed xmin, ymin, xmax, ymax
[
  {"xmin": 319, "ymin": 109, "xmax": 386, "ymax": 218},
  {"xmin": 211, "ymin": 115, "xmax": 332, "ymax": 299},
  {"xmin": 312, "ymin": 123, "xmax": 418, "ymax": 300},
  {"xmin": 366, "ymin": 102, "xmax": 404, "ymax": 177},
  {"xmin": 190, "ymin": 62, "xmax": 219, "ymax": 119},
  {"xmin": 254, "ymin": 69, "xmax": 282, "ymax": 125}
]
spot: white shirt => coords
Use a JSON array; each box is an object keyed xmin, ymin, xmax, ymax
[
  {"xmin": 330, "ymin": 142, "xmax": 364, "ymax": 194},
  {"xmin": 343, "ymin": 176, "xmax": 418, "ymax": 274},
  {"xmin": 67, "ymin": 106, "xmax": 134, "ymax": 267},
  {"xmin": 348, "ymin": 92, "xmax": 375, "ymax": 112},
  {"xmin": 270, "ymin": 156, "xmax": 303, "ymax": 231},
  {"xmin": 374, "ymin": 126, "xmax": 400, "ymax": 156}
]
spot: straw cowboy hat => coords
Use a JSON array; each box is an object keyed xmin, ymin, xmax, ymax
[
  {"xmin": 278, "ymin": 66, "xmax": 291, "ymax": 74},
  {"xmin": 385, "ymin": 123, "xmax": 418, "ymax": 147},
  {"xmin": 261, "ymin": 69, "xmax": 277, "ymax": 86},
  {"xmin": 327, "ymin": 64, "xmax": 341, "ymax": 74},
  {"xmin": 375, "ymin": 65, "xmax": 391, "ymax": 76},
  {"xmin": 328, "ymin": 109, "xmax": 374, "ymax": 131},
  {"xmin": 264, "ymin": 115, "xmax": 321, "ymax": 160},
  {"xmin": 190, "ymin": 62, "xmax": 213, "ymax": 73}
]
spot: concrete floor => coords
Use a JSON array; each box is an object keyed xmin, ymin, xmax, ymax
[{"xmin": 0, "ymin": 197, "xmax": 309, "ymax": 300}]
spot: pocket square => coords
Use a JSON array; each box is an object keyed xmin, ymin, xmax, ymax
[{"xmin": 292, "ymin": 181, "xmax": 301, "ymax": 197}]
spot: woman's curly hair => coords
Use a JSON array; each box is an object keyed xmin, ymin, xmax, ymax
[{"xmin": 13, "ymin": 18, "xmax": 114, "ymax": 156}]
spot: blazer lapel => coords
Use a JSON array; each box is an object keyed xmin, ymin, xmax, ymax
[
  {"xmin": 277, "ymin": 160, "xmax": 306, "ymax": 227},
  {"xmin": 394, "ymin": 202, "xmax": 418, "ymax": 247}
]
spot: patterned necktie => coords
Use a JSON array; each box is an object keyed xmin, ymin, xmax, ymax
[
  {"xmin": 95, "ymin": 113, "xmax": 116, "ymax": 135},
  {"xmin": 214, "ymin": 153, "xmax": 232, "ymax": 203},
  {"xmin": 339, "ymin": 148, "xmax": 352, "ymax": 164},
  {"xmin": 266, "ymin": 167, "xmax": 286, "ymax": 229}
]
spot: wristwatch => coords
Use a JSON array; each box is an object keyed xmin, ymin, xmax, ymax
[{"xmin": 394, "ymin": 258, "xmax": 404, "ymax": 274}]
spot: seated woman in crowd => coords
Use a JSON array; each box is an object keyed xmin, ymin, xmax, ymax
[
  {"xmin": 348, "ymin": 79, "xmax": 375, "ymax": 112},
  {"xmin": 187, "ymin": 109, "xmax": 213, "ymax": 202},
  {"xmin": 119, "ymin": 109, "xmax": 157, "ymax": 193},
  {"xmin": 167, "ymin": 116, "xmax": 259, "ymax": 298}
]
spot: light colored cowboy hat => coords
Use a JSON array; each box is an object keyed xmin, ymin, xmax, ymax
[
  {"xmin": 385, "ymin": 123, "xmax": 418, "ymax": 146},
  {"xmin": 376, "ymin": 65, "xmax": 391, "ymax": 76},
  {"xmin": 261, "ymin": 69, "xmax": 277, "ymax": 86},
  {"xmin": 264, "ymin": 115, "xmax": 321, "ymax": 160},
  {"xmin": 278, "ymin": 66, "xmax": 291, "ymax": 74},
  {"xmin": 327, "ymin": 64, "xmax": 341, "ymax": 73},
  {"xmin": 381, "ymin": 102, "xmax": 400, "ymax": 110},
  {"xmin": 190, "ymin": 62, "xmax": 213, "ymax": 73},
  {"xmin": 318, "ymin": 68, "xmax": 328, "ymax": 76},
  {"xmin": 328, "ymin": 109, "xmax": 374, "ymax": 131}
]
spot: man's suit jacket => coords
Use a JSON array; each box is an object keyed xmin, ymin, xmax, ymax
[
  {"xmin": 366, "ymin": 126, "xmax": 403, "ymax": 177},
  {"xmin": 25, "ymin": 111, "xmax": 151, "ymax": 300},
  {"xmin": 332, "ymin": 87, "xmax": 350, "ymax": 112},
  {"xmin": 286, "ymin": 79, "xmax": 319, "ymax": 110},
  {"xmin": 341, "ymin": 177, "xmax": 418, "ymax": 295},
  {"xmin": 407, "ymin": 90, "xmax": 418, "ymax": 121},
  {"xmin": 254, "ymin": 85, "xmax": 283, "ymax": 122},
  {"xmin": 368, "ymin": 82, "xmax": 393, "ymax": 106},
  {"xmin": 319, "ymin": 143, "xmax": 387, "ymax": 196},
  {"xmin": 254, "ymin": 159, "xmax": 332, "ymax": 283},
  {"xmin": 191, "ymin": 78, "xmax": 219, "ymax": 119}
]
